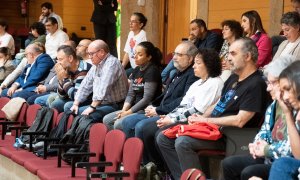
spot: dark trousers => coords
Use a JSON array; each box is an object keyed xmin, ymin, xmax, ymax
[
  {"xmin": 1, "ymin": 88, "xmax": 36, "ymax": 100},
  {"xmin": 93, "ymin": 22, "xmax": 118, "ymax": 58},
  {"xmin": 27, "ymin": 92, "xmax": 50, "ymax": 105},
  {"xmin": 157, "ymin": 132, "xmax": 225, "ymax": 180},
  {"xmin": 221, "ymin": 154, "xmax": 271, "ymax": 180}
]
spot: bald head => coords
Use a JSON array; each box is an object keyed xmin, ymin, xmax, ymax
[
  {"xmin": 76, "ymin": 39, "xmax": 92, "ymax": 60},
  {"xmin": 25, "ymin": 43, "xmax": 44, "ymax": 64},
  {"xmin": 89, "ymin": 40, "xmax": 110, "ymax": 53}
]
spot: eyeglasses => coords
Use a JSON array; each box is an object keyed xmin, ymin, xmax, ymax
[
  {"xmin": 87, "ymin": 49, "xmax": 100, "ymax": 57},
  {"xmin": 129, "ymin": 20, "xmax": 140, "ymax": 24},
  {"xmin": 172, "ymin": 52, "xmax": 189, "ymax": 57}
]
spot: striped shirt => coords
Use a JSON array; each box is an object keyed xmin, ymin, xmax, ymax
[
  {"xmin": 57, "ymin": 60, "xmax": 91, "ymax": 100},
  {"xmin": 75, "ymin": 54, "xmax": 128, "ymax": 104}
]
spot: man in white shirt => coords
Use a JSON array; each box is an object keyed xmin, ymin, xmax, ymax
[
  {"xmin": 45, "ymin": 17, "xmax": 69, "ymax": 60},
  {"xmin": 39, "ymin": 2, "xmax": 63, "ymax": 30}
]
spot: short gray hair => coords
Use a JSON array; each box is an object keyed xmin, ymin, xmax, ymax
[
  {"xmin": 264, "ymin": 55, "xmax": 297, "ymax": 78},
  {"xmin": 181, "ymin": 41, "xmax": 198, "ymax": 58},
  {"xmin": 281, "ymin": 11, "xmax": 300, "ymax": 27},
  {"xmin": 237, "ymin": 37, "xmax": 258, "ymax": 63}
]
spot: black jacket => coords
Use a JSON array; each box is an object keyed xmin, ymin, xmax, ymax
[{"xmin": 90, "ymin": 0, "xmax": 118, "ymax": 24}]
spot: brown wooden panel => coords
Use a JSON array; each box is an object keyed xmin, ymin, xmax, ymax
[{"xmin": 284, "ymin": 0, "xmax": 294, "ymax": 12}]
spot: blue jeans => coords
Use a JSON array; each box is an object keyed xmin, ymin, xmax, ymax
[
  {"xmin": 121, "ymin": 113, "xmax": 148, "ymax": 138},
  {"xmin": 48, "ymin": 94, "xmax": 70, "ymax": 112},
  {"xmin": 1, "ymin": 88, "xmax": 36, "ymax": 100},
  {"xmin": 34, "ymin": 93, "xmax": 51, "ymax": 106},
  {"xmin": 27, "ymin": 92, "xmax": 50, "ymax": 105},
  {"xmin": 64, "ymin": 101, "xmax": 121, "ymax": 123},
  {"xmin": 269, "ymin": 157, "xmax": 300, "ymax": 180}
]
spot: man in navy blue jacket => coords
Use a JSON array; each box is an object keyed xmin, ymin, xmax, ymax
[{"xmin": 1, "ymin": 43, "xmax": 54, "ymax": 99}]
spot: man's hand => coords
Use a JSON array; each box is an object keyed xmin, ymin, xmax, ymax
[
  {"xmin": 248, "ymin": 143, "xmax": 257, "ymax": 159},
  {"xmin": 55, "ymin": 63, "xmax": 68, "ymax": 81},
  {"xmin": 36, "ymin": 85, "xmax": 47, "ymax": 94},
  {"xmin": 156, "ymin": 115, "xmax": 173, "ymax": 128},
  {"xmin": 70, "ymin": 104, "xmax": 79, "ymax": 114},
  {"xmin": 81, "ymin": 106, "xmax": 95, "ymax": 116},
  {"xmin": 39, "ymin": 14, "xmax": 45, "ymax": 21},
  {"xmin": 188, "ymin": 114, "xmax": 207, "ymax": 125},
  {"xmin": 7, "ymin": 85, "xmax": 18, "ymax": 97},
  {"xmin": 145, "ymin": 105, "xmax": 157, "ymax": 117}
]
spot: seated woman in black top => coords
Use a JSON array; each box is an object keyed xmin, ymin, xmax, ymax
[{"xmin": 103, "ymin": 41, "xmax": 162, "ymax": 130}]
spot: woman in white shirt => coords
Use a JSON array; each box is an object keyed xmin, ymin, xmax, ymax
[
  {"xmin": 0, "ymin": 19, "xmax": 15, "ymax": 56},
  {"xmin": 122, "ymin": 12, "xmax": 147, "ymax": 77},
  {"xmin": 273, "ymin": 11, "xmax": 300, "ymax": 60}
]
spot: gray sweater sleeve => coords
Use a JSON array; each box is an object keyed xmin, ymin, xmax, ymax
[
  {"xmin": 130, "ymin": 81, "xmax": 159, "ymax": 113},
  {"xmin": 45, "ymin": 76, "xmax": 59, "ymax": 92}
]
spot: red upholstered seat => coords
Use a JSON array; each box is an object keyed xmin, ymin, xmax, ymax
[{"xmin": 37, "ymin": 126, "xmax": 125, "ymax": 180}]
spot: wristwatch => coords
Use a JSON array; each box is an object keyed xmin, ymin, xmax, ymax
[{"xmin": 90, "ymin": 105, "xmax": 96, "ymax": 110}]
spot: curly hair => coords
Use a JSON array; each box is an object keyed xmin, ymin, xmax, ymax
[
  {"xmin": 197, "ymin": 49, "xmax": 222, "ymax": 78},
  {"xmin": 221, "ymin": 20, "xmax": 243, "ymax": 39},
  {"xmin": 30, "ymin": 22, "xmax": 46, "ymax": 35}
]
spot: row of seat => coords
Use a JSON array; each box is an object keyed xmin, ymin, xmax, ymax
[{"xmin": 0, "ymin": 97, "xmax": 143, "ymax": 180}]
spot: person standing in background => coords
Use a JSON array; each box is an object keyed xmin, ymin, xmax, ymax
[{"xmin": 91, "ymin": 0, "xmax": 118, "ymax": 58}]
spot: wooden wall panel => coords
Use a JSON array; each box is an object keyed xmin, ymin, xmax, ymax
[
  {"xmin": 0, "ymin": 0, "xmax": 28, "ymax": 29},
  {"xmin": 284, "ymin": 0, "xmax": 294, "ymax": 12},
  {"xmin": 208, "ymin": 0, "xmax": 270, "ymax": 33}
]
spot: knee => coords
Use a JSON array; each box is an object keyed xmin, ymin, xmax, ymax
[
  {"xmin": 240, "ymin": 166, "xmax": 256, "ymax": 180},
  {"xmin": 174, "ymin": 136, "xmax": 191, "ymax": 152},
  {"xmin": 114, "ymin": 119, "xmax": 123, "ymax": 130}
]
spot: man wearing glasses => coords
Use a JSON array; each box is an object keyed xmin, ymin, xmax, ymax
[
  {"xmin": 67, "ymin": 40, "xmax": 128, "ymax": 122},
  {"xmin": 0, "ymin": 43, "xmax": 54, "ymax": 99},
  {"xmin": 45, "ymin": 17, "xmax": 69, "ymax": 60}
]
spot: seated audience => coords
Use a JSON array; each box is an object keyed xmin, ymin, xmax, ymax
[
  {"xmin": 1, "ymin": 43, "xmax": 54, "ymax": 99},
  {"xmin": 76, "ymin": 39, "xmax": 92, "ymax": 64},
  {"xmin": 161, "ymin": 18, "xmax": 223, "ymax": 84},
  {"xmin": 219, "ymin": 20, "xmax": 243, "ymax": 81},
  {"xmin": 122, "ymin": 12, "xmax": 148, "ymax": 77},
  {"xmin": 103, "ymin": 41, "xmax": 162, "ymax": 130},
  {"xmin": 156, "ymin": 38, "xmax": 270, "ymax": 179},
  {"xmin": 241, "ymin": 10, "xmax": 272, "ymax": 68},
  {"xmin": 273, "ymin": 11, "xmax": 300, "ymax": 60},
  {"xmin": 66, "ymin": 40, "xmax": 128, "ymax": 122},
  {"xmin": 268, "ymin": 61, "xmax": 300, "ymax": 180},
  {"xmin": 45, "ymin": 17, "xmax": 69, "ymax": 60},
  {"xmin": 120, "ymin": 41, "xmax": 199, "ymax": 167},
  {"xmin": 46, "ymin": 45, "xmax": 91, "ymax": 112},
  {"xmin": 0, "ymin": 18, "xmax": 14, "ymax": 56},
  {"xmin": 222, "ymin": 55, "xmax": 296, "ymax": 180}
]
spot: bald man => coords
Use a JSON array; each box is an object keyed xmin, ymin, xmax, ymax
[
  {"xmin": 76, "ymin": 39, "xmax": 92, "ymax": 64},
  {"xmin": 1, "ymin": 43, "xmax": 54, "ymax": 99},
  {"xmin": 67, "ymin": 40, "xmax": 128, "ymax": 122}
]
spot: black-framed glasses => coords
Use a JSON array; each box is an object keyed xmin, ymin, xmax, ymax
[
  {"xmin": 87, "ymin": 49, "xmax": 100, "ymax": 57},
  {"xmin": 172, "ymin": 52, "xmax": 189, "ymax": 57}
]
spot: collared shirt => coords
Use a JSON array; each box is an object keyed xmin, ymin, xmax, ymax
[
  {"xmin": 75, "ymin": 54, "xmax": 129, "ymax": 105},
  {"xmin": 45, "ymin": 29, "xmax": 69, "ymax": 59}
]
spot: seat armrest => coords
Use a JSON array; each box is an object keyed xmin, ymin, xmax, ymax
[{"xmin": 90, "ymin": 172, "xmax": 130, "ymax": 179}]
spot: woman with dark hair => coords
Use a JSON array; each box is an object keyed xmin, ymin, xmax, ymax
[
  {"xmin": 268, "ymin": 61, "xmax": 300, "ymax": 180},
  {"xmin": 122, "ymin": 12, "xmax": 148, "ymax": 77},
  {"xmin": 28, "ymin": 22, "xmax": 46, "ymax": 46},
  {"xmin": 219, "ymin": 20, "xmax": 243, "ymax": 81},
  {"xmin": 273, "ymin": 11, "xmax": 300, "ymax": 60},
  {"xmin": 0, "ymin": 18, "xmax": 15, "ymax": 55},
  {"xmin": 0, "ymin": 47, "xmax": 14, "ymax": 83},
  {"xmin": 241, "ymin": 10, "xmax": 272, "ymax": 68},
  {"xmin": 103, "ymin": 41, "xmax": 162, "ymax": 130}
]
